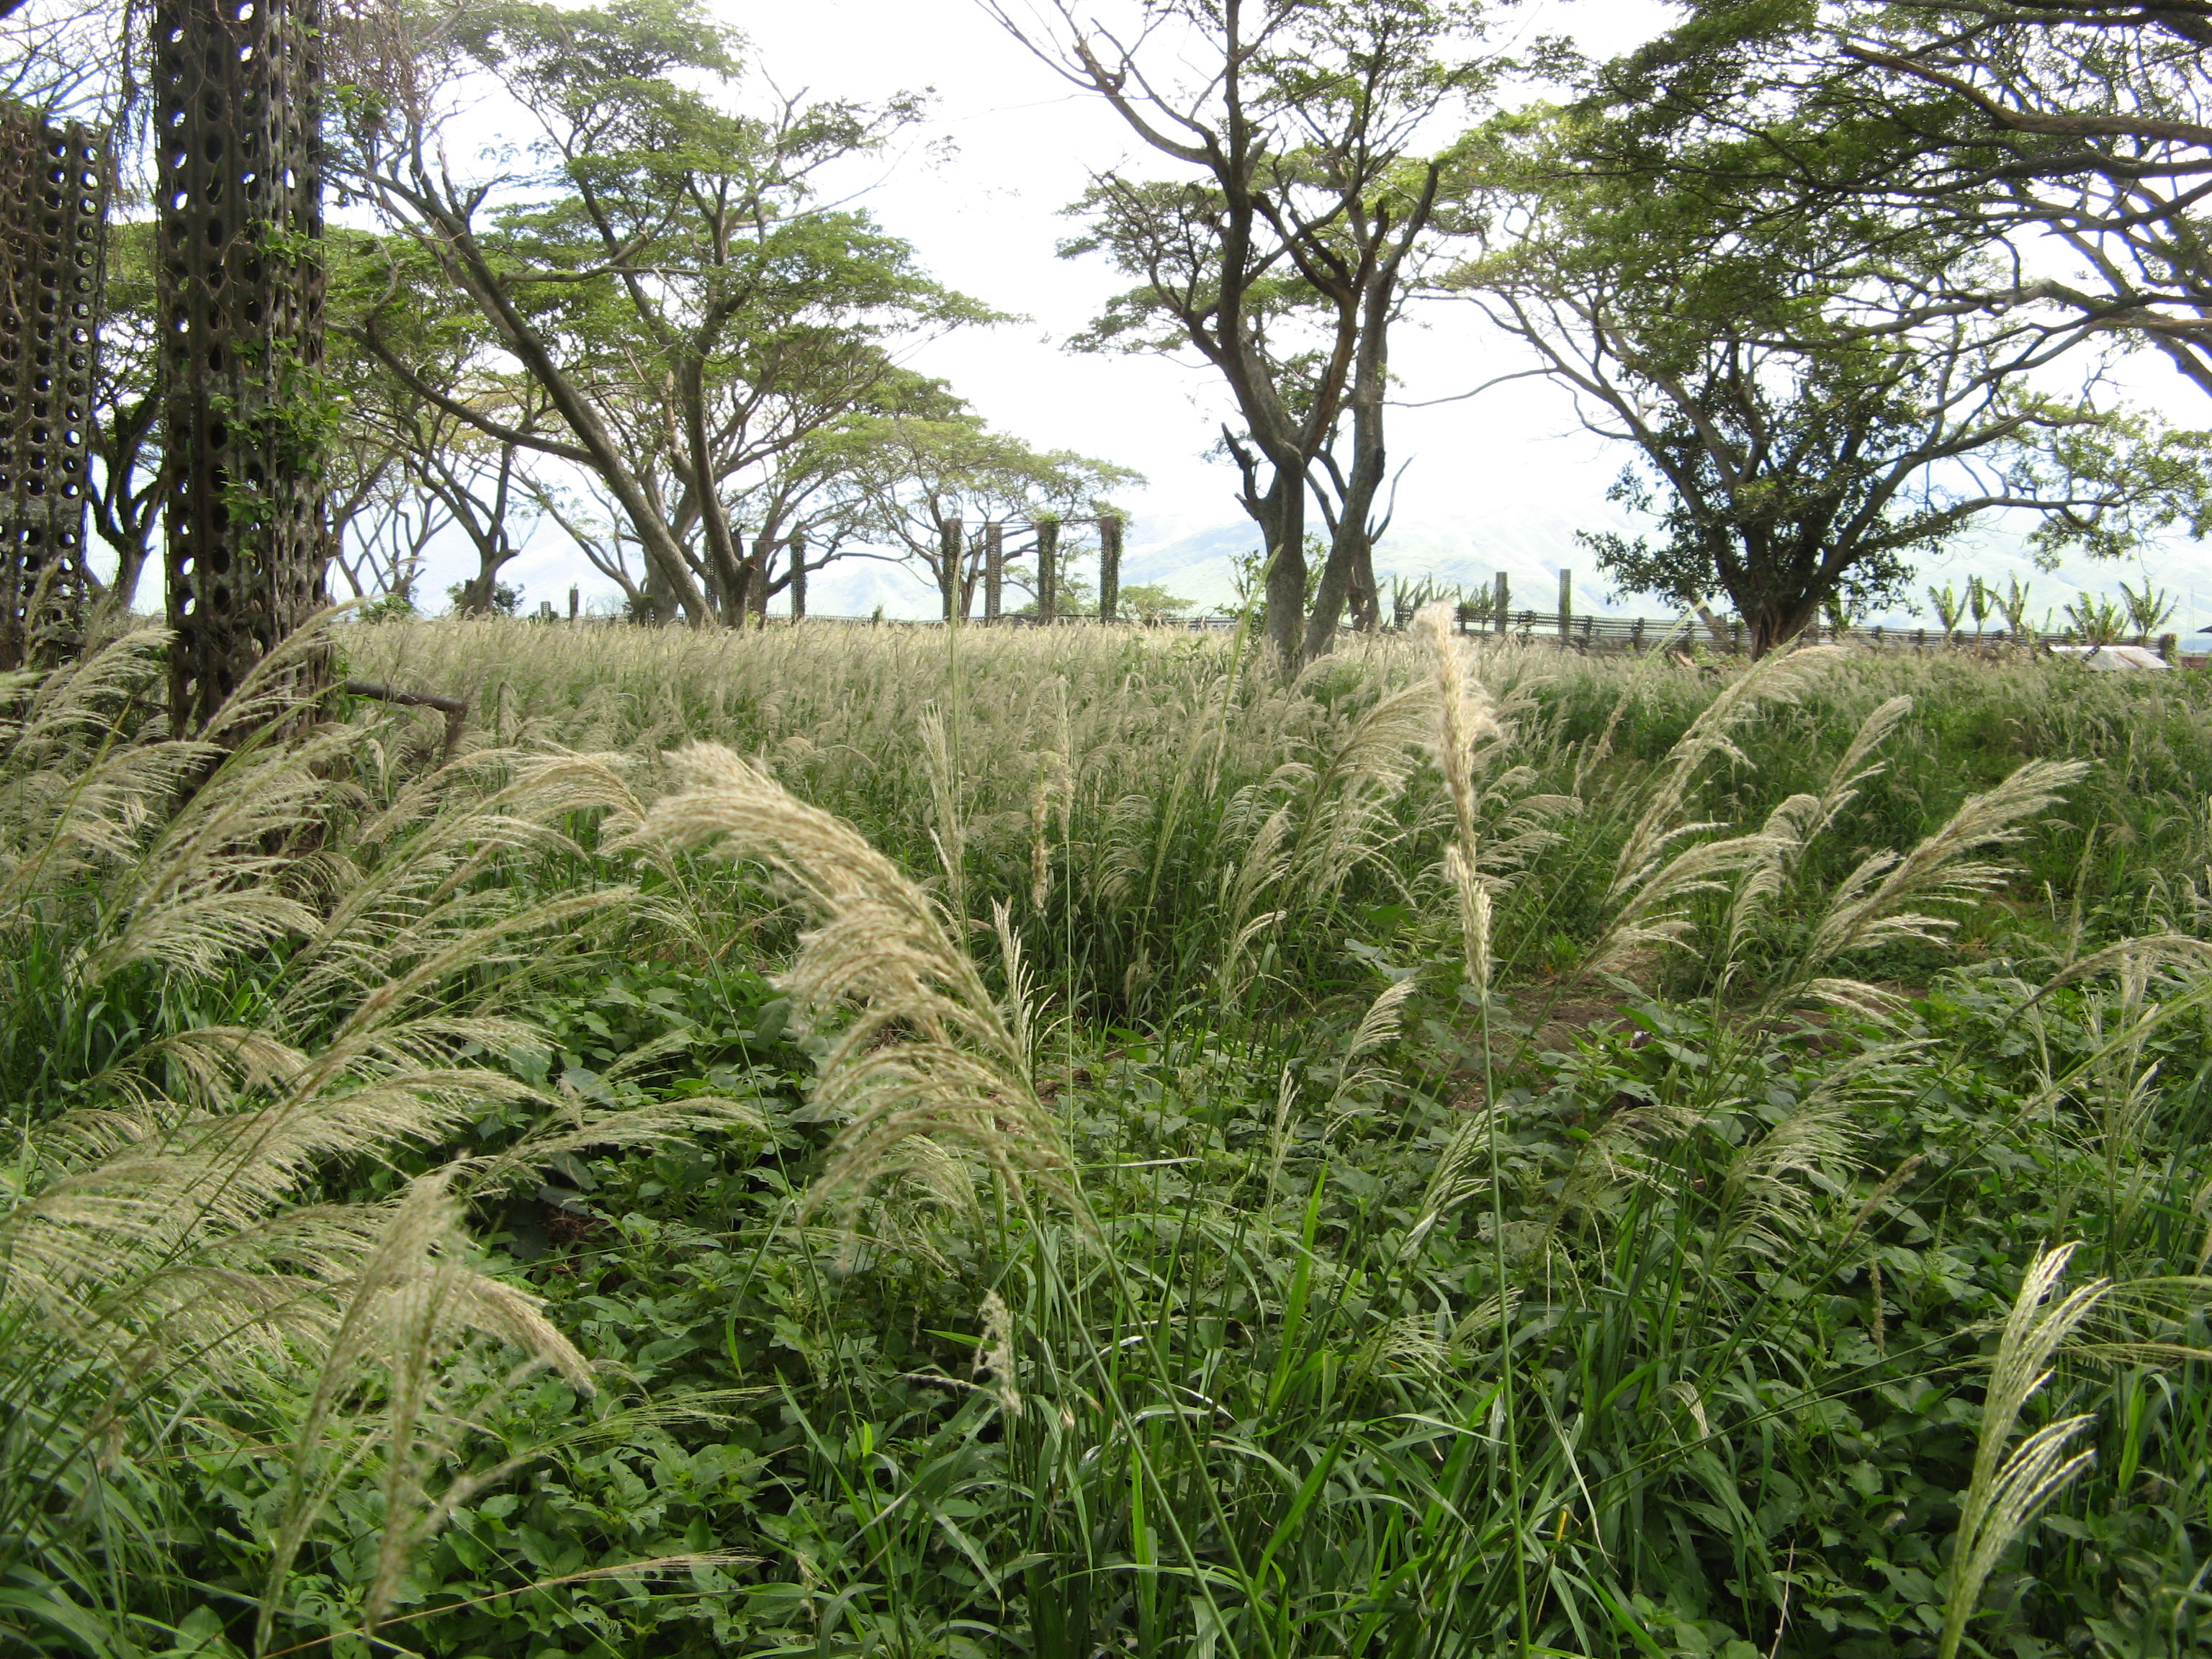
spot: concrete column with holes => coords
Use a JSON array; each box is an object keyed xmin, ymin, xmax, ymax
[
  {"xmin": 750, "ymin": 533, "xmax": 772, "ymax": 621},
  {"xmin": 1557, "ymin": 569, "xmax": 1572, "ymax": 642},
  {"xmin": 984, "ymin": 521, "xmax": 1002, "ymax": 621},
  {"xmin": 156, "ymin": 0, "xmax": 332, "ymax": 730},
  {"xmin": 940, "ymin": 517, "xmax": 961, "ymax": 621},
  {"xmin": 1098, "ymin": 514, "xmax": 1122, "ymax": 623},
  {"xmin": 788, "ymin": 536, "xmax": 805, "ymax": 619},
  {"xmin": 1036, "ymin": 518, "xmax": 1058, "ymax": 624},
  {"xmin": 1493, "ymin": 572, "xmax": 1509, "ymax": 634},
  {"xmin": 0, "ymin": 109, "xmax": 104, "ymax": 670}
]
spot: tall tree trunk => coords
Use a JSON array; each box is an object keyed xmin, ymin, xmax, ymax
[
  {"xmin": 1743, "ymin": 593, "xmax": 1822, "ymax": 660},
  {"xmin": 679, "ymin": 359, "xmax": 745, "ymax": 625}
]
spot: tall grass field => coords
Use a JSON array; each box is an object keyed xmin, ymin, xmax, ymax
[{"xmin": 8, "ymin": 613, "xmax": 2212, "ymax": 1659}]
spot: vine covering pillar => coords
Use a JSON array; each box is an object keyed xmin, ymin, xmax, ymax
[{"xmin": 155, "ymin": 0, "xmax": 332, "ymax": 731}]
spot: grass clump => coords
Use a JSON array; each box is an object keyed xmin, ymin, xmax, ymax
[{"xmin": 7, "ymin": 616, "xmax": 2212, "ymax": 1658}]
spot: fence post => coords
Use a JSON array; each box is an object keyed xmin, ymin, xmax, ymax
[
  {"xmin": 1099, "ymin": 515, "xmax": 1123, "ymax": 623},
  {"xmin": 1494, "ymin": 572, "xmax": 1509, "ymax": 635},
  {"xmin": 568, "ymin": 585, "xmax": 579, "ymax": 620},
  {"xmin": 940, "ymin": 518, "xmax": 963, "ymax": 622},
  {"xmin": 789, "ymin": 536, "xmax": 806, "ymax": 620},
  {"xmin": 984, "ymin": 522, "xmax": 1004, "ymax": 621},
  {"xmin": 1038, "ymin": 519, "xmax": 1058, "ymax": 624},
  {"xmin": 1557, "ymin": 569, "xmax": 1572, "ymax": 644}
]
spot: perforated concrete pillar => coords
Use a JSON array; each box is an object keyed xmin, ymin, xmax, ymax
[
  {"xmin": 156, "ymin": 0, "xmax": 332, "ymax": 731},
  {"xmin": 0, "ymin": 109, "xmax": 104, "ymax": 669}
]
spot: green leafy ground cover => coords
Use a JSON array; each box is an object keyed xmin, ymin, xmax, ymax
[{"xmin": 8, "ymin": 619, "xmax": 2212, "ymax": 1659}]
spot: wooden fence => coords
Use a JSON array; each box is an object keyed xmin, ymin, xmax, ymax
[{"xmin": 650, "ymin": 608, "xmax": 2180, "ymax": 657}]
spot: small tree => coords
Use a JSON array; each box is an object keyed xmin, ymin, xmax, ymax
[
  {"xmin": 337, "ymin": 0, "xmax": 1001, "ymax": 626},
  {"xmin": 1966, "ymin": 575, "xmax": 1994, "ymax": 637},
  {"xmin": 1118, "ymin": 583, "xmax": 1197, "ymax": 623},
  {"xmin": 1457, "ymin": 110, "xmax": 2212, "ymax": 655},
  {"xmin": 845, "ymin": 417, "xmax": 1138, "ymax": 621},
  {"xmin": 992, "ymin": 0, "xmax": 1507, "ymax": 667},
  {"xmin": 1927, "ymin": 583, "xmax": 1966, "ymax": 644},
  {"xmin": 2118, "ymin": 575, "xmax": 2178, "ymax": 644},
  {"xmin": 2063, "ymin": 593, "xmax": 2129, "ymax": 647}
]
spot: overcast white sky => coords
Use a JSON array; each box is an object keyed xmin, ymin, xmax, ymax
[{"xmin": 453, "ymin": 0, "xmax": 2212, "ymax": 629}]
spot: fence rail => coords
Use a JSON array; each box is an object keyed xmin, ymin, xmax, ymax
[{"xmin": 528, "ymin": 606, "xmax": 2182, "ymax": 657}]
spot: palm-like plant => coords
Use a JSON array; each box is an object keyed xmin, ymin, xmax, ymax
[
  {"xmin": 2117, "ymin": 575, "xmax": 2177, "ymax": 643},
  {"xmin": 2062, "ymin": 593, "xmax": 2130, "ymax": 647},
  {"xmin": 1966, "ymin": 575, "xmax": 1994, "ymax": 636},
  {"xmin": 1928, "ymin": 582, "xmax": 1966, "ymax": 643}
]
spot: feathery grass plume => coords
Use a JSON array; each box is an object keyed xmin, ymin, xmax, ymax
[
  {"xmin": 1444, "ymin": 843, "xmax": 1492, "ymax": 1000},
  {"xmin": 0, "ymin": 630, "xmax": 217, "ymax": 930},
  {"xmin": 1803, "ymin": 758, "xmax": 2090, "ymax": 973},
  {"xmin": 1725, "ymin": 793, "xmax": 1823, "ymax": 965},
  {"xmin": 63, "ymin": 711, "xmax": 359, "ymax": 985},
  {"xmin": 1096, "ymin": 791, "xmax": 1158, "ymax": 907},
  {"xmin": 1720, "ymin": 698, "xmax": 1916, "ymax": 963},
  {"xmin": 919, "ymin": 705, "xmax": 969, "ymax": 920},
  {"xmin": 1028, "ymin": 747, "xmax": 1069, "ymax": 909},
  {"xmin": 1216, "ymin": 802, "xmax": 1292, "ymax": 1001},
  {"xmin": 1411, "ymin": 601, "xmax": 1502, "ymax": 858},
  {"xmin": 1277, "ymin": 680, "xmax": 1434, "ymax": 914},
  {"xmin": 1608, "ymin": 644, "xmax": 1841, "ymax": 905},
  {"xmin": 1581, "ymin": 827, "xmax": 1791, "ymax": 982},
  {"xmin": 1710, "ymin": 1046, "xmax": 1922, "ymax": 1264},
  {"xmin": 274, "ymin": 750, "xmax": 653, "ymax": 1015},
  {"xmin": 1404, "ymin": 1104, "xmax": 1502, "ymax": 1256},
  {"xmin": 1448, "ymin": 1285, "xmax": 1520, "ymax": 1349},
  {"xmin": 1320, "ymin": 975, "xmax": 1421, "ymax": 1141},
  {"xmin": 632, "ymin": 743, "xmax": 1071, "ymax": 1218},
  {"xmin": 974, "ymin": 1290, "xmax": 1022, "ymax": 1419},
  {"xmin": 1349, "ymin": 1312, "xmax": 1451, "ymax": 1385},
  {"xmin": 1411, "ymin": 603, "xmax": 1565, "ymax": 990},
  {"xmin": 1937, "ymin": 1243, "xmax": 2109, "ymax": 1659},
  {"xmin": 261, "ymin": 1169, "xmax": 593, "ymax": 1648},
  {"xmin": 1550, "ymin": 1087, "xmax": 1707, "ymax": 1240}
]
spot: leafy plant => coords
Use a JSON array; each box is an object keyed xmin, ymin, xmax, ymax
[
  {"xmin": 2064, "ymin": 592, "xmax": 2130, "ymax": 646},
  {"xmin": 2118, "ymin": 572, "xmax": 2178, "ymax": 642}
]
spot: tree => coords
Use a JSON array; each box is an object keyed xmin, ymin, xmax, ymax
[
  {"xmin": 1580, "ymin": 4, "xmax": 2212, "ymax": 403},
  {"xmin": 85, "ymin": 222, "xmax": 162, "ymax": 613},
  {"xmin": 1456, "ymin": 114, "xmax": 2212, "ymax": 655},
  {"xmin": 843, "ymin": 415, "xmax": 1138, "ymax": 621},
  {"xmin": 989, "ymin": 0, "xmax": 1509, "ymax": 667},
  {"xmin": 335, "ymin": 0, "xmax": 999, "ymax": 625},
  {"xmin": 328, "ymin": 464, "xmax": 448, "ymax": 606},
  {"xmin": 325, "ymin": 228, "xmax": 555, "ymax": 616},
  {"xmin": 1118, "ymin": 581, "xmax": 1197, "ymax": 621}
]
